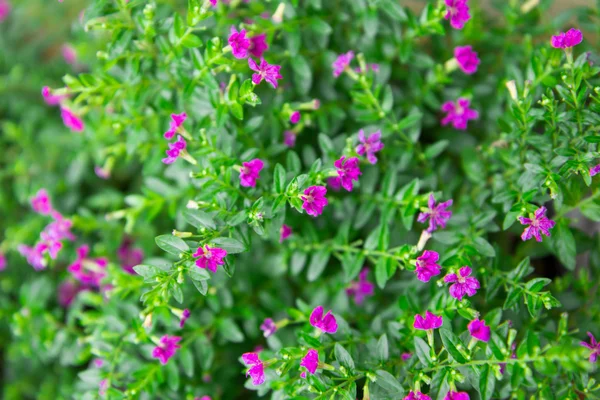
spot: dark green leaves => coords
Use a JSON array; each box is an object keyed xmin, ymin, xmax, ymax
[
  {"xmin": 156, "ymin": 235, "xmax": 190, "ymax": 256},
  {"xmin": 334, "ymin": 344, "xmax": 355, "ymax": 370},
  {"xmin": 307, "ymin": 250, "xmax": 330, "ymax": 281},
  {"xmin": 439, "ymin": 328, "xmax": 467, "ymax": 363}
]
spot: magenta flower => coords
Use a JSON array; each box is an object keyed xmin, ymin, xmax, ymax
[
  {"xmin": 152, "ymin": 335, "xmax": 182, "ymax": 365},
  {"xmin": 279, "ymin": 224, "xmax": 292, "ymax": 243},
  {"xmin": 248, "ymin": 58, "xmax": 282, "ymax": 88},
  {"xmin": 61, "ymin": 44, "xmax": 77, "ymax": 65},
  {"xmin": 0, "ymin": 0, "xmax": 10, "ymax": 22},
  {"xmin": 209, "ymin": 0, "xmax": 217, "ymax": 5},
  {"xmin": 309, "ymin": 306, "xmax": 338, "ymax": 334},
  {"xmin": 404, "ymin": 392, "xmax": 432, "ymax": 400},
  {"xmin": 346, "ymin": 268, "xmax": 375, "ymax": 304},
  {"xmin": 283, "ymin": 131, "xmax": 296, "ymax": 147},
  {"xmin": 418, "ymin": 194, "xmax": 453, "ymax": 232},
  {"xmin": 162, "ymin": 135, "xmax": 187, "ymax": 164},
  {"xmin": 39, "ymin": 230, "xmax": 63, "ymax": 259},
  {"xmin": 518, "ymin": 206, "xmax": 555, "ymax": 242},
  {"xmin": 58, "ymin": 280, "xmax": 85, "ymax": 307},
  {"xmin": 444, "ymin": 266, "xmax": 480, "ymax": 301},
  {"xmin": 301, "ymin": 186, "xmax": 328, "ymax": 217},
  {"xmin": 242, "ymin": 352, "xmax": 265, "ymax": 385},
  {"xmin": 0, "ymin": 252, "xmax": 5, "ymax": 271},
  {"xmin": 46, "ymin": 212, "xmax": 76, "ymax": 241},
  {"xmin": 228, "ymin": 27, "xmax": 250, "ymax": 59},
  {"xmin": 356, "ymin": 129, "xmax": 384, "ymax": 164},
  {"xmin": 249, "ymin": 34, "xmax": 268, "ymax": 58},
  {"xmin": 239, "ymin": 158, "xmax": 264, "ymax": 187},
  {"xmin": 68, "ymin": 245, "xmax": 108, "ymax": 287},
  {"xmin": 327, "ymin": 177, "xmax": 342, "ymax": 191},
  {"xmin": 99, "ymin": 379, "xmax": 108, "ymax": 396},
  {"xmin": 334, "ymin": 156, "xmax": 362, "ymax": 191},
  {"xmin": 193, "ymin": 245, "xmax": 227, "ymax": 272},
  {"xmin": 60, "ymin": 107, "xmax": 84, "ymax": 132},
  {"xmin": 551, "ymin": 28, "xmax": 583, "ymax": 49},
  {"xmin": 444, "ymin": 391, "xmax": 470, "ymax": 400},
  {"xmin": 415, "ymin": 250, "xmax": 441, "ymax": 282},
  {"xmin": 179, "ymin": 309, "xmax": 191, "ymax": 328},
  {"xmin": 590, "ymin": 164, "xmax": 600, "ymax": 177},
  {"xmin": 444, "ymin": 0, "xmax": 471, "ymax": 30},
  {"xmin": 401, "ymin": 352, "xmax": 412, "ymax": 361},
  {"xmin": 300, "ymin": 349, "xmax": 319, "ymax": 378},
  {"xmin": 332, "ymin": 51, "xmax": 354, "ymax": 77},
  {"xmin": 441, "ymin": 98, "xmax": 478, "ymax": 130},
  {"xmin": 42, "ymin": 86, "xmax": 66, "ymax": 106},
  {"xmin": 455, "ymin": 46, "xmax": 480, "ymax": 75},
  {"xmin": 117, "ymin": 237, "xmax": 144, "ymax": 274},
  {"xmin": 260, "ymin": 318, "xmax": 277, "ymax": 337},
  {"xmin": 31, "ymin": 189, "xmax": 53, "ymax": 215},
  {"xmin": 95, "ymin": 166, "xmax": 110, "ymax": 179},
  {"xmin": 580, "ymin": 332, "xmax": 600, "ymax": 363},
  {"xmin": 290, "ymin": 111, "xmax": 301, "ymax": 124},
  {"xmin": 164, "ymin": 112, "xmax": 187, "ymax": 140},
  {"xmin": 468, "ymin": 318, "xmax": 491, "ymax": 342},
  {"xmin": 414, "ymin": 311, "xmax": 443, "ymax": 331},
  {"xmin": 18, "ymin": 244, "xmax": 46, "ymax": 270}
]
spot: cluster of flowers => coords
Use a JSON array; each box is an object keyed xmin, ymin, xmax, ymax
[
  {"xmin": 162, "ymin": 112, "xmax": 188, "ymax": 164},
  {"xmin": 42, "ymin": 86, "xmax": 85, "ymax": 133}
]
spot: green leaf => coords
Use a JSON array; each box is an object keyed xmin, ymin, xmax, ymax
[
  {"xmin": 188, "ymin": 267, "xmax": 210, "ymax": 281},
  {"xmin": 170, "ymin": 282, "xmax": 184, "ymax": 303},
  {"xmin": 439, "ymin": 328, "xmax": 467, "ymax": 363},
  {"xmin": 191, "ymin": 278, "xmax": 208, "ymax": 295},
  {"xmin": 375, "ymin": 370, "xmax": 404, "ymax": 396},
  {"xmin": 155, "ymin": 235, "xmax": 190, "ymax": 256},
  {"xmin": 230, "ymin": 103, "xmax": 244, "ymax": 120},
  {"xmin": 526, "ymin": 278, "xmax": 551, "ymax": 292},
  {"xmin": 549, "ymin": 221, "xmax": 576, "ymax": 270},
  {"xmin": 334, "ymin": 343, "xmax": 355, "ymax": 370},
  {"xmin": 179, "ymin": 347, "xmax": 194, "ymax": 378},
  {"xmin": 181, "ymin": 34, "xmax": 202, "ymax": 48},
  {"xmin": 218, "ymin": 318, "xmax": 244, "ymax": 343},
  {"xmin": 132, "ymin": 264, "xmax": 161, "ymax": 278},
  {"xmin": 291, "ymin": 55, "xmax": 312, "ymax": 95},
  {"xmin": 273, "ymin": 163, "xmax": 286, "ymax": 193},
  {"xmin": 413, "ymin": 336, "xmax": 432, "ymax": 367},
  {"xmin": 581, "ymin": 201, "xmax": 600, "ymax": 221},
  {"xmin": 183, "ymin": 209, "xmax": 216, "ymax": 230},
  {"xmin": 479, "ymin": 364, "xmax": 496, "ymax": 400},
  {"xmin": 307, "ymin": 250, "xmax": 330, "ymax": 281},
  {"xmin": 377, "ymin": 334, "xmax": 389, "ymax": 362},
  {"xmin": 210, "ymin": 237, "xmax": 246, "ymax": 254},
  {"xmin": 375, "ymin": 257, "xmax": 388, "ymax": 289},
  {"xmin": 424, "ymin": 140, "xmax": 449, "ymax": 159},
  {"xmin": 473, "ymin": 237, "xmax": 496, "ymax": 257}
]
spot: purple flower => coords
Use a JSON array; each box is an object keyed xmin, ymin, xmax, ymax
[
  {"xmin": 356, "ymin": 129, "xmax": 384, "ymax": 164},
  {"xmin": 117, "ymin": 237, "xmax": 144, "ymax": 274},
  {"xmin": 301, "ymin": 186, "xmax": 328, "ymax": 217},
  {"xmin": 468, "ymin": 318, "xmax": 491, "ymax": 342},
  {"xmin": 518, "ymin": 206, "xmax": 555, "ymax": 242},
  {"xmin": 300, "ymin": 349, "xmax": 319, "ymax": 378},
  {"xmin": 193, "ymin": 245, "xmax": 227, "ymax": 273},
  {"xmin": 0, "ymin": 252, "xmax": 5, "ymax": 271},
  {"xmin": 283, "ymin": 131, "xmax": 296, "ymax": 147},
  {"xmin": 162, "ymin": 135, "xmax": 187, "ymax": 164},
  {"xmin": 94, "ymin": 166, "xmax": 110, "ymax": 179},
  {"xmin": 309, "ymin": 306, "xmax": 338, "ymax": 334},
  {"xmin": 455, "ymin": 46, "xmax": 480, "ymax": 74},
  {"xmin": 61, "ymin": 44, "xmax": 77, "ymax": 65},
  {"xmin": 290, "ymin": 111, "xmax": 301, "ymax": 124},
  {"xmin": 42, "ymin": 86, "xmax": 66, "ymax": 106},
  {"xmin": 39, "ymin": 230, "xmax": 63, "ymax": 259},
  {"xmin": 444, "ymin": 266, "xmax": 480, "ymax": 301},
  {"xmin": 444, "ymin": 0, "xmax": 471, "ymax": 30},
  {"xmin": 0, "ymin": 0, "xmax": 11, "ymax": 22},
  {"xmin": 417, "ymin": 194, "xmax": 453, "ymax": 232},
  {"xmin": 31, "ymin": 189, "xmax": 53, "ymax": 215},
  {"xmin": 58, "ymin": 280, "xmax": 85, "ymax": 307},
  {"xmin": 68, "ymin": 245, "xmax": 108, "ymax": 287},
  {"xmin": 164, "ymin": 112, "xmax": 187, "ymax": 140},
  {"xmin": 260, "ymin": 318, "xmax": 277, "ymax": 337},
  {"xmin": 334, "ymin": 156, "xmax": 362, "ymax": 192},
  {"xmin": 99, "ymin": 379, "xmax": 108, "ymax": 396},
  {"xmin": 414, "ymin": 311, "xmax": 443, "ymax": 331},
  {"xmin": 248, "ymin": 58, "xmax": 282, "ymax": 88},
  {"xmin": 346, "ymin": 268, "xmax": 375, "ymax": 304},
  {"xmin": 46, "ymin": 212, "xmax": 76, "ymax": 241},
  {"xmin": 279, "ymin": 224, "xmax": 292, "ymax": 243},
  {"xmin": 580, "ymin": 332, "xmax": 600, "ymax": 363},
  {"xmin": 415, "ymin": 250, "xmax": 441, "ymax": 282},
  {"xmin": 444, "ymin": 391, "xmax": 470, "ymax": 400},
  {"xmin": 441, "ymin": 98, "xmax": 478, "ymax": 130},
  {"xmin": 239, "ymin": 158, "xmax": 264, "ymax": 188},
  {"xmin": 18, "ymin": 244, "xmax": 47, "ymax": 270},
  {"xmin": 590, "ymin": 164, "xmax": 600, "ymax": 177},
  {"xmin": 228, "ymin": 27, "xmax": 251, "ymax": 59},
  {"xmin": 60, "ymin": 107, "xmax": 84, "ymax": 132},
  {"xmin": 178, "ymin": 309, "xmax": 191, "ymax": 328},
  {"xmin": 152, "ymin": 335, "xmax": 182, "ymax": 365},
  {"xmin": 209, "ymin": 0, "xmax": 217, "ymax": 5},
  {"xmin": 332, "ymin": 51, "xmax": 354, "ymax": 77},
  {"xmin": 249, "ymin": 34, "xmax": 268, "ymax": 58},
  {"xmin": 242, "ymin": 352, "xmax": 265, "ymax": 385},
  {"xmin": 327, "ymin": 177, "xmax": 342, "ymax": 191},
  {"xmin": 404, "ymin": 392, "xmax": 432, "ymax": 400},
  {"xmin": 551, "ymin": 28, "xmax": 583, "ymax": 49},
  {"xmin": 401, "ymin": 352, "xmax": 412, "ymax": 361}
]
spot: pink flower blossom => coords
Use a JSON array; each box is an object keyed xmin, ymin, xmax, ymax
[
  {"xmin": 0, "ymin": 252, "xmax": 5, "ymax": 271},
  {"xmin": 60, "ymin": 107, "xmax": 84, "ymax": 132},
  {"xmin": 31, "ymin": 189, "xmax": 53, "ymax": 215},
  {"xmin": 418, "ymin": 194, "xmax": 453, "ymax": 232},
  {"xmin": 260, "ymin": 318, "xmax": 277, "ymax": 337},
  {"xmin": 117, "ymin": 237, "xmax": 144, "ymax": 274},
  {"xmin": 404, "ymin": 391, "xmax": 432, "ymax": 400},
  {"xmin": 162, "ymin": 135, "xmax": 187, "ymax": 164},
  {"xmin": 551, "ymin": 28, "xmax": 583, "ymax": 49},
  {"xmin": 310, "ymin": 306, "xmax": 338, "ymax": 334},
  {"xmin": 279, "ymin": 224, "xmax": 292, "ymax": 242},
  {"xmin": 346, "ymin": 268, "xmax": 374, "ymax": 304},
  {"xmin": 332, "ymin": 51, "xmax": 354, "ymax": 77},
  {"xmin": 61, "ymin": 44, "xmax": 77, "ymax": 65},
  {"xmin": 468, "ymin": 318, "xmax": 491, "ymax": 342},
  {"xmin": 248, "ymin": 58, "xmax": 282, "ymax": 88},
  {"xmin": 39, "ymin": 230, "xmax": 63, "ymax": 259},
  {"xmin": 42, "ymin": 86, "xmax": 66, "ymax": 106},
  {"xmin": 301, "ymin": 186, "xmax": 328, "ymax": 217},
  {"xmin": 94, "ymin": 359, "xmax": 104, "ymax": 368},
  {"xmin": 242, "ymin": 352, "xmax": 265, "ymax": 385},
  {"xmin": 193, "ymin": 245, "xmax": 227, "ymax": 273},
  {"xmin": 249, "ymin": 34, "xmax": 268, "ymax": 58},
  {"xmin": 444, "ymin": 266, "xmax": 480, "ymax": 301},
  {"xmin": 0, "ymin": 0, "xmax": 10, "ymax": 22},
  {"xmin": 334, "ymin": 156, "xmax": 361, "ymax": 191},
  {"xmin": 18, "ymin": 244, "xmax": 47, "ymax": 270},
  {"xmin": 414, "ymin": 311, "xmax": 443, "ymax": 331},
  {"xmin": 228, "ymin": 27, "xmax": 250, "ymax": 59},
  {"xmin": 209, "ymin": 0, "xmax": 217, "ymax": 5},
  {"xmin": 99, "ymin": 379, "xmax": 108, "ymax": 396},
  {"xmin": 444, "ymin": 0, "xmax": 471, "ymax": 30},
  {"xmin": 327, "ymin": 177, "xmax": 342, "ymax": 191},
  {"xmin": 68, "ymin": 245, "xmax": 108, "ymax": 287},
  {"xmin": 152, "ymin": 335, "xmax": 182, "ymax": 365},
  {"xmin": 58, "ymin": 280, "xmax": 85, "ymax": 307},
  {"xmin": 518, "ymin": 206, "xmax": 555, "ymax": 242},
  {"xmin": 415, "ymin": 250, "xmax": 441, "ymax": 282},
  {"xmin": 590, "ymin": 164, "xmax": 600, "ymax": 177},
  {"xmin": 441, "ymin": 98, "xmax": 478, "ymax": 130},
  {"xmin": 454, "ymin": 46, "xmax": 480, "ymax": 74},
  {"xmin": 164, "ymin": 112, "xmax": 187, "ymax": 140},
  {"xmin": 179, "ymin": 309, "xmax": 191, "ymax": 328},
  {"xmin": 239, "ymin": 158, "xmax": 264, "ymax": 187},
  {"xmin": 356, "ymin": 129, "xmax": 384, "ymax": 164},
  {"xmin": 195, "ymin": 397, "xmax": 211, "ymax": 400},
  {"xmin": 95, "ymin": 166, "xmax": 110, "ymax": 179},
  {"xmin": 283, "ymin": 131, "xmax": 296, "ymax": 147},
  {"xmin": 580, "ymin": 332, "xmax": 600, "ymax": 363},
  {"xmin": 444, "ymin": 391, "xmax": 470, "ymax": 400},
  {"xmin": 300, "ymin": 349, "xmax": 319, "ymax": 378},
  {"xmin": 46, "ymin": 212, "xmax": 76, "ymax": 241},
  {"xmin": 401, "ymin": 352, "xmax": 412, "ymax": 361},
  {"xmin": 290, "ymin": 111, "xmax": 301, "ymax": 124}
]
